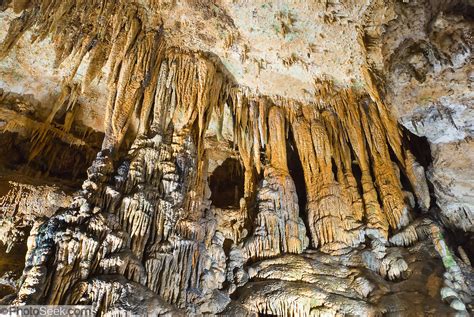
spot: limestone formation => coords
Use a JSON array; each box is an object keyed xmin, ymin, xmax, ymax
[{"xmin": 0, "ymin": 0, "xmax": 473, "ymax": 316}]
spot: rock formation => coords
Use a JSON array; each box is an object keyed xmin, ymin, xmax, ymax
[{"xmin": 0, "ymin": 0, "xmax": 472, "ymax": 315}]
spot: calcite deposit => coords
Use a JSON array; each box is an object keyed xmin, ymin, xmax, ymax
[{"xmin": 0, "ymin": 0, "xmax": 472, "ymax": 316}]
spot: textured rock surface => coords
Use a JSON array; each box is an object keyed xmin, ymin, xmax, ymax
[
  {"xmin": 0, "ymin": 0, "xmax": 473, "ymax": 316},
  {"xmin": 0, "ymin": 0, "xmax": 386, "ymax": 106},
  {"xmin": 0, "ymin": 174, "xmax": 73, "ymax": 250},
  {"xmin": 379, "ymin": 0, "xmax": 474, "ymax": 234}
]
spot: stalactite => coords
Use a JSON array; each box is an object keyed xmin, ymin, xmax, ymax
[
  {"xmin": 103, "ymin": 28, "xmax": 163, "ymax": 151},
  {"xmin": 242, "ymin": 106, "xmax": 309, "ymax": 259},
  {"xmin": 0, "ymin": 9, "xmax": 35, "ymax": 59},
  {"xmin": 321, "ymin": 88, "xmax": 387, "ymax": 239},
  {"xmin": 360, "ymin": 101, "xmax": 411, "ymax": 230},
  {"xmin": 320, "ymin": 110, "xmax": 364, "ymax": 222},
  {"xmin": 362, "ymin": 66, "xmax": 430, "ymax": 212},
  {"xmin": 229, "ymin": 90, "xmax": 258, "ymax": 201},
  {"xmin": 290, "ymin": 109, "xmax": 364, "ymax": 254},
  {"xmin": 81, "ymin": 41, "xmax": 110, "ymax": 92}
]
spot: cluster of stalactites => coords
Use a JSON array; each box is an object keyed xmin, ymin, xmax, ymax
[
  {"xmin": 0, "ymin": 0, "xmax": 155, "ymax": 175},
  {"xmin": 0, "ymin": 78, "xmax": 96, "ymax": 179},
  {"xmin": 0, "ymin": 0, "xmax": 227, "ymax": 154},
  {"xmin": 138, "ymin": 51, "xmax": 231, "ymax": 221},
  {"xmin": 0, "ymin": 0, "xmax": 430, "ymax": 256},
  {"xmin": 0, "ymin": 0, "xmax": 156, "ymax": 86},
  {"xmin": 227, "ymin": 80, "xmax": 429, "ymax": 254},
  {"xmin": 294, "ymin": 81, "xmax": 429, "ymax": 250},
  {"xmin": 122, "ymin": 65, "xmax": 432, "ymax": 257}
]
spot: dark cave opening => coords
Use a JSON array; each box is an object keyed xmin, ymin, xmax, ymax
[
  {"xmin": 346, "ymin": 145, "xmax": 362, "ymax": 181},
  {"xmin": 351, "ymin": 161, "xmax": 364, "ymax": 199},
  {"xmin": 401, "ymin": 126, "xmax": 435, "ymax": 211},
  {"xmin": 0, "ymin": 129, "xmax": 102, "ymax": 183},
  {"xmin": 386, "ymin": 145, "xmax": 412, "ymax": 192},
  {"xmin": 0, "ymin": 241, "xmax": 27, "ymax": 299},
  {"xmin": 331, "ymin": 158, "xmax": 338, "ymax": 180},
  {"xmin": 223, "ymin": 238, "xmax": 233, "ymax": 257},
  {"xmin": 402, "ymin": 126, "xmax": 433, "ymax": 169},
  {"xmin": 0, "ymin": 132, "xmax": 23, "ymax": 171},
  {"xmin": 286, "ymin": 130, "xmax": 310, "ymax": 241},
  {"xmin": 440, "ymin": 206, "xmax": 474, "ymax": 266},
  {"xmin": 445, "ymin": 1, "xmax": 474, "ymax": 21},
  {"xmin": 209, "ymin": 158, "xmax": 245, "ymax": 208},
  {"xmin": 448, "ymin": 227, "xmax": 474, "ymax": 266}
]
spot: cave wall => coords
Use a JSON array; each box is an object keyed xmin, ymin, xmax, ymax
[{"xmin": 382, "ymin": 0, "xmax": 474, "ymax": 234}]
